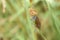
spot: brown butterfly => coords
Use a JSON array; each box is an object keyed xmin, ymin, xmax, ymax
[
  {"xmin": 35, "ymin": 16, "xmax": 41, "ymax": 29},
  {"xmin": 29, "ymin": 8, "xmax": 41, "ymax": 29}
]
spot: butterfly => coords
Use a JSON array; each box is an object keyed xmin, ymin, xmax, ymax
[{"xmin": 29, "ymin": 8, "xmax": 41, "ymax": 29}]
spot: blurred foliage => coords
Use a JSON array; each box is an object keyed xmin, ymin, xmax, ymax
[{"xmin": 0, "ymin": 0, "xmax": 60, "ymax": 40}]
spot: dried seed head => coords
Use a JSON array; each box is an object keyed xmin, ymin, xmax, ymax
[{"xmin": 29, "ymin": 8, "xmax": 37, "ymax": 16}]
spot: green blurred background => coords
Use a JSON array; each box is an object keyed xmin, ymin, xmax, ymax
[{"xmin": 0, "ymin": 0, "xmax": 60, "ymax": 40}]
